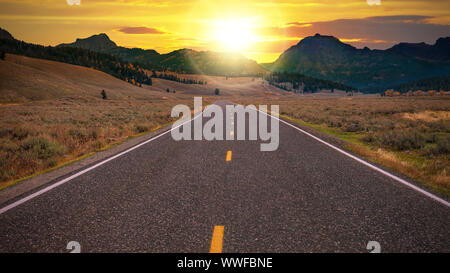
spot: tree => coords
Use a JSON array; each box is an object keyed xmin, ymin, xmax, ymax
[
  {"xmin": 214, "ymin": 88, "xmax": 220, "ymax": 95},
  {"xmin": 101, "ymin": 90, "xmax": 107, "ymax": 100},
  {"xmin": 166, "ymin": 88, "xmax": 170, "ymax": 93}
]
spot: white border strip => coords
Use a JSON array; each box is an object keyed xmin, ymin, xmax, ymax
[
  {"xmin": 0, "ymin": 113, "xmax": 203, "ymax": 215},
  {"xmin": 258, "ymin": 109, "xmax": 450, "ymax": 208}
]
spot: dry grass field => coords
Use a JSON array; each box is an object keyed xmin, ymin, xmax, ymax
[
  {"xmin": 236, "ymin": 96, "xmax": 450, "ymax": 196},
  {"xmin": 0, "ymin": 97, "xmax": 195, "ymax": 189}
]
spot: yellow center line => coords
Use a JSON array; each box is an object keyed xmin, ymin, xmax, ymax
[
  {"xmin": 226, "ymin": 150, "xmax": 232, "ymax": 161},
  {"xmin": 209, "ymin": 225, "xmax": 224, "ymax": 253}
]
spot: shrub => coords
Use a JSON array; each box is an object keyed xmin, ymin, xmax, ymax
[
  {"xmin": 0, "ymin": 139, "xmax": 19, "ymax": 153},
  {"xmin": 67, "ymin": 128, "xmax": 89, "ymax": 143},
  {"xmin": 21, "ymin": 137, "xmax": 65, "ymax": 160},
  {"xmin": 379, "ymin": 129, "xmax": 425, "ymax": 150},
  {"xmin": 101, "ymin": 90, "xmax": 107, "ymax": 100},
  {"xmin": 424, "ymin": 137, "xmax": 450, "ymax": 156},
  {"xmin": 214, "ymin": 88, "xmax": 220, "ymax": 95},
  {"xmin": 342, "ymin": 119, "xmax": 363, "ymax": 132},
  {"xmin": 135, "ymin": 125, "xmax": 148, "ymax": 133}
]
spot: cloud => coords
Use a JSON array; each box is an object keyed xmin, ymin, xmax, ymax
[
  {"xmin": 260, "ymin": 15, "xmax": 450, "ymax": 49},
  {"xmin": 118, "ymin": 26, "xmax": 165, "ymax": 34}
]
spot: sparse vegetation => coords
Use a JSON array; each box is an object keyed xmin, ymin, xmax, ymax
[{"xmin": 0, "ymin": 97, "xmax": 198, "ymax": 189}]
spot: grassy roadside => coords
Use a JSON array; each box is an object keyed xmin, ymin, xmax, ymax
[
  {"xmin": 237, "ymin": 96, "xmax": 450, "ymax": 197},
  {"xmin": 280, "ymin": 114, "xmax": 449, "ymax": 197},
  {"xmin": 0, "ymin": 96, "xmax": 189, "ymax": 190},
  {"xmin": 0, "ymin": 96, "xmax": 214, "ymax": 191},
  {"xmin": 0, "ymin": 118, "xmax": 176, "ymax": 192}
]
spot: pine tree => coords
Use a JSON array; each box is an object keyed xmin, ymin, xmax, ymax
[{"xmin": 101, "ymin": 90, "xmax": 107, "ymax": 100}]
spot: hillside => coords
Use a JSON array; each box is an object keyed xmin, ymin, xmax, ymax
[
  {"xmin": 387, "ymin": 37, "xmax": 450, "ymax": 62},
  {"xmin": 0, "ymin": 30, "xmax": 153, "ymax": 86},
  {"xmin": 0, "ymin": 54, "xmax": 163, "ymax": 103},
  {"xmin": 269, "ymin": 34, "xmax": 450, "ymax": 91},
  {"xmin": 0, "ymin": 27, "xmax": 14, "ymax": 40},
  {"xmin": 58, "ymin": 34, "xmax": 267, "ymax": 76}
]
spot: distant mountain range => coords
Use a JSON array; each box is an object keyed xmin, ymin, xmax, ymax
[
  {"xmin": 2, "ymin": 26, "xmax": 450, "ymax": 92},
  {"xmin": 387, "ymin": 37, "xmax": 450, "ymax": 61},
  {"xmin": 58, "ymin": 34, "xmax": 266, "ymax": 76},
  {"xmin": 268, "ymin": 34, "xmax": 450, "ymax": 91}
]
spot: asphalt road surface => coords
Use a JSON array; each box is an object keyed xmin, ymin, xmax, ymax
[{"xmin": 0, "ymin": 101, "xmax": 449, "ymax": 253}]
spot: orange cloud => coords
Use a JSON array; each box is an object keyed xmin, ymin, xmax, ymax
[{"xmin": 118, "ymin": 26, "xmax": 166, "ymax": 35}]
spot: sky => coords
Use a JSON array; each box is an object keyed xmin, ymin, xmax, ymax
[{"xmin": 1, "ymin": 0, "xmax": 450, "ymax": 63}]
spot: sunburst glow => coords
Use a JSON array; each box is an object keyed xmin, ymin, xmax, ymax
[{"xmin": 213, "ymin": 19, "xmax": 257, "ymax": 52}]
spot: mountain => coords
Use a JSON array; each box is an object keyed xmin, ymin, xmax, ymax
[
  {"xmin": 58, "ymin": 33, "xmax": 161, "ymax": 67},
  {"xmin": 387, "ymin": 37, "xmax": 450, "ymax": 62},
  {"xmin": 0, "ymin": 27, "xmax": 14, "ymax": 40},
  {"xmin": 269, "ymin": 34, "xmax": 450, "ymax": 91},
  {"xmin": 58, "ymin": 34, "xmax": 267, "ymax": 76},
  {"xmin": 58, "ymin": 33, "xmax": 118, "ymax": 52}
]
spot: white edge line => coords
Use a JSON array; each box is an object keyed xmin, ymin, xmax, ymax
[
  {"xmin": 0, "ymin": 112, "xmax": 203, "ymax": 215},
  {"xmin": 257, "ymin": 109, "xmax": 450, "ymax": 208}
]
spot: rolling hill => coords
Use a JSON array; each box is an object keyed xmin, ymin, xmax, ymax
[
  {"xmin": 269, "ymin": 34, "xmax": 450, "ymax": 91},
  {"xmin": 0, "ymin": 54, "xmax": 162, "ymax": 103}
]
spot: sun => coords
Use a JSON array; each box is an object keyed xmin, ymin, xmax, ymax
[{"xmin": 213, "ymin": 19, "xmax": 256, "ymax": 52}]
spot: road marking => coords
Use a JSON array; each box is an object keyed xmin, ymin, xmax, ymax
[
  {"xmin": 0, "ymin": 112, "xmax": 204, "ymax": 215},
  {"xmin": 257, "ymin": 108, "xmax": 450, "ymax": 208},
  {"xmin": 209, "ymin": 225, "xmax": 224, "ymax": 253},
  {"xmin": 226, "ymin": 151, "xmax": 232, "ymax": 162}
]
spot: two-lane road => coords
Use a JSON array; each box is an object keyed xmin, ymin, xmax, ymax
[{"xmin": 0, "ymin": 101, "xmax": 449, "ymax": 252}]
